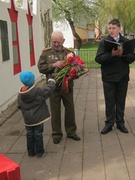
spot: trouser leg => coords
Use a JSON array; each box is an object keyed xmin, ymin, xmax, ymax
[
  {"xmin": 50, "ymin": 92, "xmax": 63, "ymax": 137},
  {"xmin": 103, "ymin": 82, "xmax": 116, "ymax": 126},
  {"xmin": 62, "ymin": 88, "xmax": 77, "ymax": 135},
  {"xmin": 116, "ymin": 82, "xmax": 128, "ymax": 125},
  {"xmin": 34, "ymin": 124, "xmax": 44, "ymax": 154},
  {"xmin": 25, "ymin": 126, "xmax": 35, "ymax": 156}
]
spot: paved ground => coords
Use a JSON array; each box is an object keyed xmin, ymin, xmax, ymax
[{"xmin": 1, "ymin": 69, "xmax": 135, "ymax": 180}]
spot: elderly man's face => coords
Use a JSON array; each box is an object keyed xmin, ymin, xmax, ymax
[{"xmin": 51, "ymin": 35, "xmax": 65, "ymax": 51}]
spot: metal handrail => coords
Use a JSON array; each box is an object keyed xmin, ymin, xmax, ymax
[
  {"xmin": 78, "ymin": 49, "xmax": 135, "ymax": 68},
  {"xmin": 78, "ymin": 49, "xmax": 100, "ymax": 68}
]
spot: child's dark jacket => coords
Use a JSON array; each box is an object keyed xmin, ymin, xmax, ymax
[{"xmin": 18, "ymin": 79, "xmax": 55, "ymax": 126}]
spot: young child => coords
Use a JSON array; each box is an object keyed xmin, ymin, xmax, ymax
[{"xmin": 18, "ymin": 71, "xmax": 56, "ymax": 158}]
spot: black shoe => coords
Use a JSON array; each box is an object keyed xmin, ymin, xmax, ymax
[
  {"xmin": 101, "ymin": 125, "xmax": 112, "ymax": 134},
  {"xmin": 117, "ymin": 124, "xmax": 128, "ymax": 133},
  {"xmin": 67, "ymin": 134, "xmax": 81, "ymax": 141},
  {"xmin": 53, "ymin": 137, "xmax": 62, "ymax": 144},
  {"xmin": 28, "ymin": 153, "xmax": 35, "ymax": 157}
]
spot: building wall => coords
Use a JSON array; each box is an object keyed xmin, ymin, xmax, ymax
[
  {"xmin": 74, "ymin": 26, "xmax": 95, "ymax": 45},
  {"xmin": 75, "ymin": 27, "xmax": 88, "ymax": 40},
  {"xmin": 0, "ymin": 0, "xmax": 52, "ymax": 112}
]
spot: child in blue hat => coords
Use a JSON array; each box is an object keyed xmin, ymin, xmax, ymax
[{"xmin": 18, "ymin": 71, "xmax": 56, "ymax": 158}]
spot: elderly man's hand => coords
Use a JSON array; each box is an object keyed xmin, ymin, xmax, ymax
[{"xmin": 53, "ymin": 61, "xmax": 63, "ymax": 69}]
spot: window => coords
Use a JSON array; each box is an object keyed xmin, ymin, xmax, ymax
[{"xmin": 0, "ymin": 20, "xmax": 10, "ymax": 61}]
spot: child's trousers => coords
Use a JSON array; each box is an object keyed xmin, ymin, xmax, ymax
[{"xmin": 25, "ymin": 124, "xmax": 44, "ymax": 156}]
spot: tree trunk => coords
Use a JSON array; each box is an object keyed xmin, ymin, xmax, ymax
[
  {"xmin": 68, "ymin": 20, "xmax": 82, "ymax": 49},
  {"xmin": 65, "ymin": 10, "xmax": 82, "ymax": 50}
]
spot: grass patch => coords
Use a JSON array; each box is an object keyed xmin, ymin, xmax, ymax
[{"xmin": 80, "ymin": 42, "xmax": 99, "ymax": 49}]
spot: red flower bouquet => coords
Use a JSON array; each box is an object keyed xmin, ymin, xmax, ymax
[{"xmin": 53, "ymin": 52, "xmax": 89, "ymax": 92}]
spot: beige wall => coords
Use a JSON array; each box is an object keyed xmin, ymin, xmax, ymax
[
  {"xmin": 75, "ymin": 27, "xmax": 88, "ymax": 39},
  {"xmin": 75, "ymin": 26, "xmax": 95, "ymax": 41},
  {"xmin": 87, "ymin": 24, "xmax": 94, "ymax": 31}
]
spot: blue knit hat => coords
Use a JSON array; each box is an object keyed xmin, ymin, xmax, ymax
[{"xmin": 20, "ymin": 71, "xmax": 35, "ymax": 87}]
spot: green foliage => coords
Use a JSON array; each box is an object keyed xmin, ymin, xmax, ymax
[
  {"xmin": 52, "ymin": 0, "xmax": 98, "ymax": 25},
  {"xmin": 53, "ymin": 0, "xmax": 135, "ymax": 36},
  {"xmin": 95, "ymin": 0, "xmax": 135, "ymax": 35}
]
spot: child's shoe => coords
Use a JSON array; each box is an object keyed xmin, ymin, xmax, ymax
[{"xmin": 36, "ymin": 150, "xmax": 48, "ymax": 158}]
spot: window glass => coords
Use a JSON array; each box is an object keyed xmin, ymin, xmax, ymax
[
  {"xmin": 0, "ymin": 20, "xmax": 10, "ymax": 61},
  {"xmin": 13, "ymin": 45, "xmax": 18, "ymax": 64}
]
